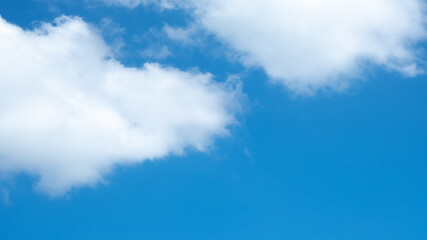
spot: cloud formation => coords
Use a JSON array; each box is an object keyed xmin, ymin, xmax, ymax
[
  {"xmin": 0, "ymin": 16, "xmax": 241, "ymax": 196},
  {"xmin": 106, "ymin": 0, "xmax": 427, "ymax": 93},
  {"xmin": 193, "ymin": 0, "xmax": 427, "ymax": 92}
]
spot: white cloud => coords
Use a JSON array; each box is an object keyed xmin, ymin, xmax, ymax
[
  {"xmin": 106, "ymin": 0, "xmax": 427, "ymax": 93},
  {"xmin": 193, "ymin": 0, "xmax": 427, "ymax": 93},
  {"xmin": 0, "ymin": 16, "xmax": 242, "ymax": 196}
]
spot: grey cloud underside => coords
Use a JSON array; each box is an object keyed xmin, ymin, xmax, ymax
[{"xmin": 0, "ymin": 16, "xmax": 242, "ymax": 196}]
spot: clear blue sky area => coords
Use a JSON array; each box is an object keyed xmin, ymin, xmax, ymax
[{"xmin": 0, "ymin": 1, "xmax": 427, "ymax": 239}]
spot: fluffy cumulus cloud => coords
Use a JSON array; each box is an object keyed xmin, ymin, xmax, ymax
[
  {"xmin": 0, "ymin": 16, "xmax": 241, "ymax": 196},
  {"xmin": 108, "ymin": 0, "xmax": 427, "ymax": 93},
  {"xmin": 193, "ymin": 0, "xmax": 427, "ymax": 92}
]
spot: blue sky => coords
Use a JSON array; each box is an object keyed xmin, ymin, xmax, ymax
[{"xmin": 0, "ymin": 0, "xmax": 427, "ymax": 239}]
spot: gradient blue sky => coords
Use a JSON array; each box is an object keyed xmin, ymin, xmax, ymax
[{"xmin": 1, "ymin": 0, "xmax": 427, "ymax": 239}]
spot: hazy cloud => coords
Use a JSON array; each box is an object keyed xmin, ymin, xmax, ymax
[
  {"xmin": 101, "ymin": 0, "xmax": 175, "ymax": 9},
  {"xmin": 141, "ymin": 45, "xmax": 172, "ymax": 59},
  {"xmin": 1, "ymin": 189, "xmax": 10, "ymax": 205}
]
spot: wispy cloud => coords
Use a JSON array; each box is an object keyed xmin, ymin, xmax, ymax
[
  {"xmin": 100, "ymin": 0, "xmax": 176, "ymax": 9},
  {"xmin": 162, "ymin": 24, "xmax": 199, "ymax": 45},
  {"xmin": 141, "ymin": 45, "xmax": 172, "ymax": 59},
  {"xmin": 1, "ymin": 189, "xmax": 10, "ymax": 205}
]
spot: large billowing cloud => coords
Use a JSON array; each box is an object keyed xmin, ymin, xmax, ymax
[
  {"xmin": 105, "ymin": 0, "xmax": 427, "ymax": 93},
  {"xmin": 0, "ymin": 16, "xmax": 241, "ymax": 196}
]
